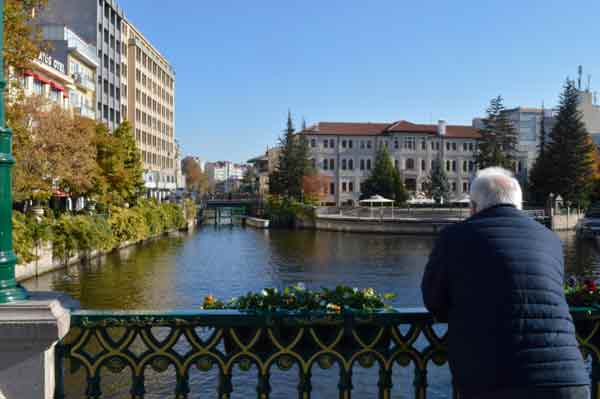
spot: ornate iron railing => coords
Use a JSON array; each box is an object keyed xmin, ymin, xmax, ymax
[{"xmin": 54, "ymin": 308, "xmax": 600, "ymax": 399}]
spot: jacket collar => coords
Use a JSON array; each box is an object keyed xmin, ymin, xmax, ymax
[{"xmin": 467, "ymin": 204, "xmax": 521, "ymax": 222}]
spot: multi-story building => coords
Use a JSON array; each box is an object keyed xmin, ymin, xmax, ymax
[
  {"xmin": 40, "ymin": 25, "xmax": 98, "ymax": 119},
  {"xmin": 302, "ymin": 120, "xmax": 481, "ymax": 206},
  {"xmin": 39, "ymin": 0, "xmax": 126, "ymax": 130},
  {"xmin": 206, "ymin": 162, "xmax": 248, "ymax": 193},
  {"xmin": 122, "ymin": 20, "xmax": 177, "ymax": 199},
  {"xmin": 17, "ymin": 49, "xmax": 72, "ymax": 109},
  {"xmin": 248, "ymin": 147, "xmax": 281, "ymax": 196}
]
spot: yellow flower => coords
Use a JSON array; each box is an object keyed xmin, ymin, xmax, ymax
[{"xmin": 203, "ymin": 295, "xmax": 216, "ymax": 307}]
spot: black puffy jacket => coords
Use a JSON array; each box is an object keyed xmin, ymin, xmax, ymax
[{"xmin": 421, "ymin": 204, "xmax": 588, "ymax": 396}]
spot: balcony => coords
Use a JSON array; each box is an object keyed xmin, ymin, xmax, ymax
[
  {"xmin": 72, "ymin": 72, "xmax": 96, "ymax": 92},
  {"xmin": 52, "ymin": 307, "xmax": 600, "ymax": 398}
]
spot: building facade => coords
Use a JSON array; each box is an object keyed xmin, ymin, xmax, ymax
[
  {"xmin": 18, "ymin": 50, "xmax": 73, "ymax": 109},
  {"xmin": 206, "ymin": 162, "xmax": 248, "ymax": 193},
  {"xmin": 39, "ymin": 0, "xmax": 126, "ymax": 130},
  {"xmin": 40, "ymin": 25, "xmax": 98, "ymax": 119},
  {"xmin": 122, "ymin": 20, "xmax": 177, "ymax": 199},
  {"xmin": 247, "ymin": 147, "xmax": 281, "ymax": 196},
  {"xmin": 302, "ymin": 120, "xmax": 481, "ymax": 206}
]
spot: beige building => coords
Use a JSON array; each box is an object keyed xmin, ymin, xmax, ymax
[
  {"xmin": 122, "ymin": 20, "xmax": 177, "ymax": 199},
  {"xmin": 248, "ymin": 147, "xmax": 281, "ymax": 196}
]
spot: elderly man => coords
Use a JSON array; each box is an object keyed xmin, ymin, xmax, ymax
[{"xmin": 422, "ymin": 167, "xmax": 589, "ymax": 399}]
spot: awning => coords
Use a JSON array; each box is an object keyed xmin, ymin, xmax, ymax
[
  {"xmin": 359, "ymin": 195, "xmax": 395, "ymax": 204},
  {"xmin": 50, "ymin": 82, "xmax": 65, "ymax": 92}
]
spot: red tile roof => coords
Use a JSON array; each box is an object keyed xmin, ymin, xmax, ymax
[{"xmin": 303, "ymin": 120, "xmax": 480, "ymax": 139}]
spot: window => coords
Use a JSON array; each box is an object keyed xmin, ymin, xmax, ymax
[
  {"xmin": 452, "ymin": 182, "xmax": 457, "ymax": 192},
  {"xmin": 104, "ymin": 54, "xmax": 108, "ymax": 68},
  {"xmin": 342, "ymin": 140, "xmax": 347, "ymax": 148},
  {"xmin": 421, "ymin": 159, "xmax": 426, "ymax": 171},
  {"xmin": 103, "ymin": 79, "xmax": 108, "ymax": 93},
  {"xmin": 360, "ymin": 140, "xmax": 365, "ymax": 149},
  {"xmin": 103, "ymin": 105, "xmax": 108, "ymax": 119},
  {"xmin": 452, "ymin": 142, "xmax": 457, "ymax": 151},
  {"xmin": 446, "ymin": 160, "xmax": 451, "ymax": 172},
  {"xmin": 348, "ymin": 159, "xmax": 354, "ymax": 170},
  {"xmin": 116, "ymin": 64, "xmax": 120, "ymax": 76},
  {"xmin": 104, "ymin": 29, "xmax": 109, "ymax": 43},
  {"xmin": 116, "ymin": 40, "xmax": 120, "ymax": 54},
  {"xmin": 349, "ymin": 182, "xmax": 354, "ymax": 192},
  {"xmin": 98, "ymin": 23, "xmax": 102, "ymax": 33},
  {"xmin": 104, "ymin": 4, "xmax": 109, "ymax": 18},
  {"xmin": 406, "ymin": 158, "xmax": 415, "ymax": 170},
  {"xmin": 403, "ymin": 137, "xmax": 416, "ymax": 150},
  {"xmin": 360, "ymin": 159, "xmax": 365, "ymax": 170},
  {"xmin": 421, "ymin": 140, "xmax": 427, "ymax": 150},
  {"xmin": 452, "ymin": 160, "xmax": 457, "ymax": 172},
  {"xmin": 463, "ymin": 160, "xmax": 467, "ymax": 172},
  {"xmin": 330, "ymin": 183, "xmax": 335, "ymax": 195},
  {"xmin": 116, "ymin": 87, "xmax": 120, "ymax": 99},
  {"xmin": 342, "ymin": 182, "xmax": 347, "ymax": 192},
  {"xmin": 367, "ymin": 140, "xmax": 372, "ymax": 149},
  {"xmin": 446, "ymin": 142, "xmax": 451, "ymax": 151},
  {"xmin": 121, "ymin": 84, "xmax": 126, "ymax": 98},
  {"xmin": 109, "ymin": 83, "xmax": 114, "ymax": 98},
  {"xmin": 394, "ymin": 140, "xmax": 399, "ymax": 149},
  {"xmin": 468, "ymin": 161, "xmax": 474, "ymax": 172},
  {"xmin": 109, "ymin": 59, "xmax": 114, "ymax": 73},
  {"xmin": 110, "ymin": 34, "xmax": 115, "ymax": 49},
  {"xmin": 330, "ymin": 139, "xmax": 334, "ymax": 148},
  {"xmin": 116, "ymin": 111, "xmax": 121, "ymax": 124},
  {"xmin": 329, "ymin": 159, "xmax": 335, "ymax": 170},
  {"xmin": 394, "ymin": 159, "xmax": 398, "ymax": 170},
  {"xmin": 469, "ymin": 143, "xmax": 474, "ymax": 151},
  {"xmin": 463, "ymin": 182, "xmax": 469, "ymax": 193},
  {"xmin": 517, "ymin": 161, "xmax": 523, "ymax": 173},
  {"xmin": 110, "ymin": 108, "xmax": 114, "ymax": 122},
  {"xmin": 463, "ymin": 143, "xmax": 468, "ymax": 152},
  {"xmin": 367, "ymin": 159, "xmax": 372, "ymax": 170},
  {"xmin": 342, "ymin": 159, "xmax": 347, "ymax": 170},
  {"xmin": 310, "ymin": 139, "xmax": 316, "ymax": 148},
  {"xmin": 348, "ymin": 140, "xmax": 353, "ymax": 149},
  {"xmin": 97, "ymin": 102, "xmax": 101, "ymax": 111}
]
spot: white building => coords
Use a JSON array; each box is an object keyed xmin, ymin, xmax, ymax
[
  {"xmin": 205, "ymin": 161, "xmax": 247, "ymax": 193},
  {"xmin": 302, "ymin": 120, "xmax": 481, "ymax": 206}
]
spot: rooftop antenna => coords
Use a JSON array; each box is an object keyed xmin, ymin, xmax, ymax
[
  {"xmin": 594, "ymin": 91, "xmax": 598, "ymax": 105},
  {"xmin": 578, "ymin": 65, "xmax": 583, "ymax": 90},
  {"xmin": 587, "ymin": 74, "xmax": 592, "ymax": 92}
]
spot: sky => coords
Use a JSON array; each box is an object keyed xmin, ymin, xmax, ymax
[{"xmin": 122, "ymin": 0, "xmax": 600, "ymax": 163}]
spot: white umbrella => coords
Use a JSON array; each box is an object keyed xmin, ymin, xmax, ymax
[{"xmin": 359, "ymin": 195, "xmax": 395, "ymax": 218}]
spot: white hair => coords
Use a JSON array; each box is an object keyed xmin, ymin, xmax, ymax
[{"xmin": 469, "ymin": 167, "xmax": 523, "ymax": 212}]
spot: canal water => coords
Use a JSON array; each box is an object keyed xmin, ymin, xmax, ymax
[{"xmin": 24, "ymin": 227, "xmax": 598, "ymax": 398}]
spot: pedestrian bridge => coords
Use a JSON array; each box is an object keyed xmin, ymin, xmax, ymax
[{"xmin": 52, "ymin": 307, "xmax": 600, "ymax": 398}]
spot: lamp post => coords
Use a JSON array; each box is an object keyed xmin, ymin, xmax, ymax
[{"xmin": 0, "ymin": 0, "xmax": 28, "ymax": 303}]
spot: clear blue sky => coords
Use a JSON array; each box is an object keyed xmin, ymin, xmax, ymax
[{"xmin": 122, "ymin": 0, "xmax": 600, "ymax": 163}]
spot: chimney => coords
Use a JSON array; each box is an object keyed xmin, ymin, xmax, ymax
[{"xmin": 437, "ymin": 120, "xmax": 447, "ymax": 137}]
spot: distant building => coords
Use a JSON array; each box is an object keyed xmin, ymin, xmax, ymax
[
  {"xmin": 247, "ymin": 147, "xmax": 281, "ymax": 196},
  {"xmin": 205, "ymin": 161, "xmax": 248, "ymax": 193},
  {"xmin": 301, "ymin": 120, "xmax": 481, "ymax": 206}
]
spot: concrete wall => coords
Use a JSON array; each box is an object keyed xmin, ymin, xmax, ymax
[
  {"xmin": 314, "ymin": 215, "xmax": 456, "ymax": 235},
  {"xmin": 552, "ymin": 212, "xmax": 583, "ymax": 231}
]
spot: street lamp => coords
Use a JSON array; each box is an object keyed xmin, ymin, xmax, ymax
[{"xmin": 0, "ymin": 0, "xmax": 28, "ymax": 303}]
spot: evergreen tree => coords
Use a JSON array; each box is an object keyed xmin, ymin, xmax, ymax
[
  {"xmin": 423, "ymin": 159, "xmax": 451, "ymax": 204},
  {"xmin": 361, "ymin": 147, "xmax": 408, "ymax": 204},
  {"xmin": 476, "ymin": 96, "xmax": 519, "ymax": 169},
  {"xmin": 269, "ymin": 111, "xmax": 311, "ymax": 200},
  {"xmin": 528, "ymin": 106, "xmax": 551, "ymax": 203},
  {"xmin": 544, "ymin": 79, "xmax": 595, "ymax": 205}
]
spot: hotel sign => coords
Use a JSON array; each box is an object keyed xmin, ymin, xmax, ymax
[{"xmin": 38, "ymin": 52, "xmax": 65, "ymax": 74}]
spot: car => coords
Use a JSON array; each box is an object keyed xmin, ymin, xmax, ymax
[{"xmin": 576, "ymin": 206, "xmax": 600, "ymax": 239}]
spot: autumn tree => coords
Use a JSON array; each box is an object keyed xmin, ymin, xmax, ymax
[
  {"xmin": 182, "ymin": 156, "xmax": 209, "ymax": 194},
  {"xmin": 302, "ymin": 173, "xmax": 330, "ymax": 203},
  {"xmin": 4, "ymin": 0, "xmax": 48, "ymax": 73},
  {"xmin": 8, "ymin": 96, "xmax": 97, "ymax": 201}
]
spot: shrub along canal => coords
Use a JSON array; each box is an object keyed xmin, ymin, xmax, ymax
[{"xmin": 23, "ymin": 226, "xmax": 598, "ymax": 398}]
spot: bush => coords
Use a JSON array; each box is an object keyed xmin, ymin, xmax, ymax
[
  {"xmin": 52, "ymin": 214, "xmax": 114, "ymax": 262},
  {"xmin": 108, "ymin": 207, "xmax": 148, "ymax": 243},
  {"xmin": 12, "ymin": 211, "xmax": 53, "ymax": 264}
]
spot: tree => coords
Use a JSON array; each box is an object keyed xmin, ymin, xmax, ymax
[
  {"xmin": 528, "ymin": 108, "xmax": 551, "ymax": 203},
  {"xmin": 423, "ymin": 159, "xmax": 451, "ymax": 204},
  {"xmin": 182, "ymin": 157, "xmax": 208, "ymax": 194},
  {"xmin": 8, "ymin": 96, "xmax": 97, "ymax": 201},
  {"xmin": 4, "ymin": 0, "xmax": 48, "ymax": 73},
  {"xmin": 302, "ymin": 173, "xmax": 330, "ymax": 203},
  {"xmin": 543, "ymin": 80, "xmax": 596, "ymax": 205},
  {"xmin": 269, "ymin": 111, "xmax": 312, "ymax": 200},
  {"xmin": 241, "ymin": 167, "xmax": 258, "ymax": 194},
  {"xmin": 94, "ymin": 121, "xmax": 145, "ymax": 206},
  {"xmin": 361, "ymin": 147, "xmax": 408, "ymax": 204},
  {"xmin": 476, "ymin": 96, "xmax": 519, "ymax": 169}
]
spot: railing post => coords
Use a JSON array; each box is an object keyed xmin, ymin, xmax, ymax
[
  {"xmin": 53, "ymin": 343, "xmax": 65, "ymax": 399},
  {"xmin": 297, "ymin": 370, "xmax": 312, "ymax": 399},
  {"xmin": 0, "ymin": 0, "xmax": 28, "ymax": 304},
  {"xmin": 592, "ymin": 358, "xmax": 600, "ymax": 399},
  {"xmin": 413, "ymin": 367, "xmax": 428, "ymax": 399}
]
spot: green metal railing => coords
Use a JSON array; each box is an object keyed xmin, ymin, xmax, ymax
[{"xmin": 54, "ymin": 308, "xmax": 600, "ymax": 399}]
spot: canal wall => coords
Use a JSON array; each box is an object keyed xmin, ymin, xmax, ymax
[
  {"xmin": 15, "ymin": 227, "xmax": 194, "ymax": 283},
  {"xmin": 311, "ymin": 215, "xmax": 457, "ymax": 235}
]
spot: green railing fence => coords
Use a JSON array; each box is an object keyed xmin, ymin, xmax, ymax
[{"xmin": 53, "ymin": 308, "xmax": 600, "ymax": 399}]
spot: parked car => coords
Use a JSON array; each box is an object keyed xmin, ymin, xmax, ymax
[{"xmin": 576, "ymin": 205, "xmax": 600, "ymax": 239}]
